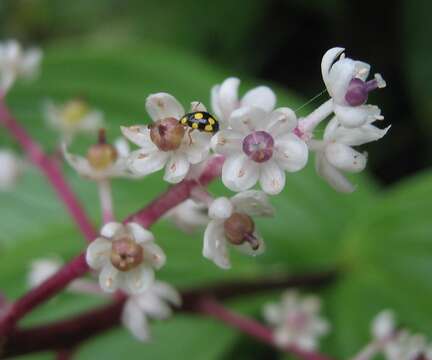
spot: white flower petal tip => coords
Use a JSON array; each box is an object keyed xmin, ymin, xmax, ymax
[
  {"xmin": 145, "ymin": 92, "xmax": 185, "ymax": 121},
  {"xmin": 263, "ymin": 291, "xmax": 329, "ymax": 351},
  {"xmin": 372, "ymin": 310, "xmax": 396, "ymax": 340},
  {"xmin": 0, "ymin": 149, "xmax": 23, "ymax": 191},
  {"xmin": 164, "ymin": 199, "xmax": 209, "ymax": 234},
  {"xmin": 86, "ymin": 223, "xmax": 164, "ymax": 295},
  {"xmin": 211, "ymin": 76, "xmax": 277, "ymax": 124},
  {"xmin": 190, "ymin": 101, "xmax": 207, "ymax": 112},
  {"xmin": 28, "ymin": 258, "xmax": 62, "ymax": 288},
  {"xmin": 209, "ymin": 197, "xmax": 233, "ymax": 220},
  {"xmin": 122, "ymin": 281, "xmax": 180, "ymax": 341},
  {"xmin": 375, "ymin": 73, "xmax": 386, "ymax": 88},
  {"xmin": 321, "ymin": 47, "xmax": 345, "ymax": 86},
  {"xmin": 0, "ymin": 40, "xmax": 43, "ymax": 93}
]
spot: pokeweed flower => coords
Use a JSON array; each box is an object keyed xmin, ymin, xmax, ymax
[
  {"xmin": 164, "ymin": 199, "xmax": 209, "ymax": 234},
  {"xmin": 86, "ymin": 222, "xmax": 166, "ymax": 294},
  {"xmin": 203, "ymin": 190, "xmax": 274, "ymax": 269},
  {"xmin": 263, "ymin": 291, "xmax": 330, "ymax": 351},
  {"xmin": 122, "ymin": 93, "xmax": 210, "ymax": 184},
  {"xmin": 212, "ymin": 106, "xmax": 308, "ymax": 195},
  {"xmin": 0, "ymin": 40, "xmax": 42, "ymax": 94},
  {"xmin": 27, "ymin": 258, "xmax": 62, "ymax": 288},
  {"xmin": 63, "ymin": 129, "xmax": 134, "ymax": 181},
  {"xmin": 121, "ymin": 281, "xmax": 181, "ymax": 341},
  {"xmin": 312, "ymin": 113, "xmax": 390, "ymax": 192},
  {"xmin": 322, "ymin": 47, "xmax": 386, "ymax": 128},
  {"xmin": 211, "ymin": 77, "xmax": 276, "ymax": 125},
  {"xmin": 44, "ymin": 98, "xmax": 104, "ymax": 143}
]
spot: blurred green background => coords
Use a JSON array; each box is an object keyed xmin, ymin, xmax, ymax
[{"xmin": 0, "ymin": 0, "xmax": 431, "ymax": 359}]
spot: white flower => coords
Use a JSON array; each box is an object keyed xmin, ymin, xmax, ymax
[
  {"xmin": 0, "ymin": 149, "xmax": 23, "ymax": 190},
  {"xmin": 121, "ymin": 281, "xmax": 181, "ymax": 341},
  {"xmin": 372, "ymin": 310, "xmax": 396, "ymax": 341},
  {"xmin": 203, "ymin": 190, "xmax": 274, "ymax": 269},
  {"xmin": 164, "ymin": 199, "xmax": 209, "ymax": 234},
  {"xmin": 384, "ymin": 330, "xmax": 427, "ymax": 360},
  {"xmin": 263, "ymin": 291, "xmax": 330, "ymax": 351},
  {"xmin": 212, "ymin": 106, "xmax": 308, "ymax": 195},
  {"xmin": 86, "ymin": 222, "xmax": 166, "ymax": 294},
  {"xmin": 321, "ymin": 47, "xmax": 386, "ymax": 128},
  {"xmin": 211, "ymin": 77, "xmax": 276, "ymax": 125},
  {"xmin": 44, "ymin": 98, "xmax": 104, "ymax": 143},
  {"xmin": 63, "ymin": 136, "xmax": 134, "ymax": 181},
  {"xmin": 28, "ymin": 258, "xmax": 62, "ymax": 288},
  {"xmin": 313, "ymin": 114, "xmax": 390, "ymax": 192},
  {"xmin": 122, "ymin": 93, "xmax": 211, "ymax": 184},
  {"xmin": 0, "ymin": 40, "xmax": 42, "ymax": 94}
]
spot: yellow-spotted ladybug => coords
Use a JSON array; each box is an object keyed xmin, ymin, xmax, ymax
[{"xmin": 179, "ymin": 111, "xmax": 219, "ymax": 134}]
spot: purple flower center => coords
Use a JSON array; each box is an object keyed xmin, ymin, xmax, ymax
[
  {"xmin": 242, "ymin": 131, "xmax": 274, "ymax": 163},
  {"xmin": 345, "ymin": 77, "xmax": 379, "ymax": 106}
]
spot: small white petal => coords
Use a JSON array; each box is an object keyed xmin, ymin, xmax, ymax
[
  {"xmin": 141, "ymin": 242, "xmax": 166, "ymax": 269},
  {"xmin": 100, "ymin": 222, "xmax": 124, "ymax": 239},
  {"xmin": 263, "ymin": 303, "xmax": 282, "ymax": 325},
  {"xmin": 372, "ymin": 310, "xmax": 396, "ymax": 340},
  {"xmin": 152, "ymin": 281, "xmax": 182, "ymax": 307},
  {"xmin": 114, "ymin": 137, "xmax": 130, "ymax": 157},
  {"xmin": 62, "ymin": 145, "xmax": 93, "ymax": 176},
  {"xmin": 76, "ymin": 112, "xmax": 104, "ymax": 132},
  {"xmin": 241, "ymin": 86, "xmax": 276, "ymax": 112},
  {"xmin": 120, "ymin": 125, "xmax": 155, "ymax": 150},
  {"xmin": 229, "ymin": 106, "xmax": 268, "ymax": 133},
  {"xmin": 315, "ymin": 153, "xmax": 355, "ymax": 193},
  {"xmin": 123, "ymin": 265, "xmax": 155, "ymax": 294},
  {"xmin": 99, "ymin": 263, "xmax": 120, "ymax": 293},
  {"xmin": 334, "ymin": 104, "xmax": 372, "ymax": 128},
  {"xmin": 211, "ymin": 130, "xmax": 242, "ymax": 156},
  {"xmin": 145, "ymin": 93, "xmax": 185, "ymax": 121},
  {"xmin": 266, "ymin": 107, "xmax": 298, "ymax": 137},
  {"xmin": 86, "ymin": 237, "xmax": 112, "ymax": 270},
  {"xmin": 28, "ymin": 258, "xmax": 62, "ymax": 288},
  {"xmin": 0, "ymin": 150, "xmax": 22, "ymax": 190},
  {"xmin": 230, "ymin": 190, "xmax": 274, "ymax": 217},
  {"xmin": 325, "ymin": 142, "xmax": 367, "ymax": 173},
  {"xmin": 136, "ymin": 293, "xmax": 172, "ymax": 319},
  {"xmin": 222, "ymin": 154, "xmax": 259, "ymax": 192},
  {"xmin": 183, "ymin": 131, "xmax": 210, "ymax": 164},
  {"xmin": 190, "ymin": 101, "xmax": 207, "ymax": 112},
  {"xmin": 208, "ymin": 197, "xmax": 233, "ymax": 220},
  {"xmin": 126, "ymin": 223, "xmax": 154, "ymax": 244},
  {"xmin": 210, "ymin": 85, "xmax": 223, "ymax": 120},
  {"xmin": 203, "ymin": 220, "xmax": 230, "ymax": 269},
  {"xmin": 296, "ymin": 335, "xmax": 318, "ymax": 351},
  {"xmin": 128, "ymin": 149, "xmax": 169, "ymax": 176},
  {"xmin": 217, "ymin": 77, "xmax": 240, "ymax": 121},
  {"xmin": 332, "ymin": 124, "xmax": 390, "ymax": 147},
  {"xmin": 275, "ymin": 133, "xmax": 308, "ymax": 172},
  {"xmin": 259, "ymin": 160, "xmax": 286, "ymax": 195},
  {"xmin": 163, "ymin": 152, "xmax": 190, "ymax": 184},
  {"xmin": 122, "ymin": 299, "xmax": 150, "ymax": 341}
]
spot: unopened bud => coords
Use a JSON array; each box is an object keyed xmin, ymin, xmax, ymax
[
  {"xmin": 224, "ymin": 212, "xmax": 255, "ymax": 246},
  {"xmin": 86, "ymin": 129, "xmax": 118, "ymax": 170},
  {"xmin": 110, "ymin": 236, "xmax": 144, "ymax": 272},
  {"xmin": 150, "ymin": 117, "xmax": 185, "ymax": 151}
]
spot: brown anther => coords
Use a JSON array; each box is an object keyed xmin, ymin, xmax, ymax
[
  {"xmin": 86, "ymin": 129, "xmax": 118, "ymax": 170},
  {"xmin": 223, "ymin": 212, "xmax": 255, "ymax": 246},
  {"xmin": 110, "ymin": 236, "xmax": 144, "ymax": 272},
  {"xmin": 150, "ymin": 117, "xmax": 185, "ymax": 151}
]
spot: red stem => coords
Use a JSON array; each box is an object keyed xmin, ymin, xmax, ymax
[
  {"xmin": 0, "ymin": 101, "xmax": 97, "ymax": 242},
  {"xmin": 1, "ymin": 270, "xmax": 337, "ymax": 358},
  {"xmin": 0, "ymin": 156, "xmax": 224, "ymax": 337},
  {"xmin": 197, "ymin": 297, "xmax": 334, "ymax": 360}
]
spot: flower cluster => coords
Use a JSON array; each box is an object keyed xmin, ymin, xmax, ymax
[
  {"xmin": 351, "ymin": 310, "xmax": 432, "ymax": 360},
  {"xmin": 263, "ymin": 291, "xmax": 330, "ymax": 351}
]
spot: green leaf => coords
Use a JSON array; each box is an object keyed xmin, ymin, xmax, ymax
[{"xmin": 326, "ymin": 171, "xmax": 432, "ymax": 357}]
